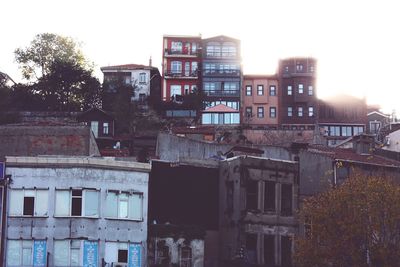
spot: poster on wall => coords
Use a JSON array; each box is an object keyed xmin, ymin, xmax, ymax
[
  {"xmin": 83, "ymin": 240, "xmax": 98, "ymax": 267},
  {"xmin": 128, "ymin": 243, "xmax": 141, "ymax": 267},
  {"xmin": 33, "ymin": 240, "xmax": 47, "ymax": 267}
]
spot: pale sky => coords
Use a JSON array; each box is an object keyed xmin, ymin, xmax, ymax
[{"xmin": 1, "ymin": 0, "xmax": 399, "ymax": 114}]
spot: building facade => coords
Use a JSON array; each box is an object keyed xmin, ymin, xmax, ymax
[
  {"xmin": 162, "ymin": 35, "xmax": 202, "ymax": 102},
  {"xmin": 242, "ymin": 75, "xmax": 279, "ymax": 128},
  {"xmin": 4, "ymin": 156, "xmax": 150, "ymax": 267},
  {"xmin": 278, "ymin": 58, "xmax": 317, "ymax": 129},
  {"xmin": 201, "ymin": 36, "xmax": 241, "ymax": 125},
  {"xmin": 219, "ymin": 156, "xmax": 298, "ymax": 266}
]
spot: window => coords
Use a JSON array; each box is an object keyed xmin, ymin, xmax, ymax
[
  {"xmin": 105, "ymin": 242, "xmax": 141, "ymax": 265},
  {"xmin": 204, "ymin": 63, "xmax": 216, "ymax": 74},
  {"xmin": 264, "ymin": 181, "xmax": 275, "ymax": 212},
  {"xmin": 184, "ymin": 62, "xmax": 190, "ymax": 76},
  {"xmin": 246, "ymin": 234, "xmax": 257, "ymax": 264},
  {"xmin": 284, "ymin": 66, "xmax": 289, "ymax": 73},
  {"xmin": 184, "ymin": 85, "xmax": 190, "ymax": 95},
  {"xmin": 281, "ymin": 184, "xmax": 292, "ymax": 216},
  {"xmin": 191, "ymin": 43, "xmax": 197, "ymax": 54},
  {"xmin": 257, "ymin": 107, "xmax": 264, "ymax": 118},
  {"xmin": 105, "ymin": 191, "xmax": 143, "ymax": 220},
  {"xmin": 309, "ymin": 65, "xmax": 315, "ymax": 72},
  {"xmin": 264, "ymin": 235, "xmax": 275, "ymax": 265},
  {"xmin": 55, "ymin": 189, "xmax": 99, "ymax": 217},
  {"xmin": 139, "ymin": 73, "xmax": 146, "ymax": 83},
  {"xmin": 354, "ymin": 126, "xmax": 364, "ymax": 135},
  {"xmin": 245, "ymin": 107, "xmax": 252, "ymax": 118},
  {"xmin": 270, "ymin": 107, "xmax": 276, "ymax": 118},
  {"xmin": 54, "ymin": 240, "xmax": 82, "ymax": 266},
  {"xmin": 288, "ymin": 107, "xmax": 293, "ymax": 117},
  {"xmin": 171, "ymin": 41, "xmax": 182, "ymax": 53},
  {"xmin": 370, "ymin": 121, "xmax": 381, "ymax": 134},
  {"xmin": 170, "ymin": 85, "xmax": 182, "ymax": 97},
  {"xmin": 9, "ymin": 189, "xmax": 48, "ymax": 216},
  {"xmin": 308, "ymin": 85, "xmax": 313, "ymax": 95},
  {"xmin": 7, "ymin": 240, "xmax": 48, "ymax": 266},
  {"xmin": 257, "ymin": 85, "xmax": 264, "ymax": 96},
  {"xmin": 308, "ymin": 107, "xmax": 314, "ymax": 117},
  {"xmin": 246, "ymin": 85, "xmax": 252, "ymax": 96},
  {"xmin": 103, "ymin": 122, "xmax": 109, "ymax": 135},
  {"xmin": 341, "ymin": 126, "xmax": 352, "ymax": 137},
  {"xmin": 287, "ymin": 85, "xmax": 292, "ymax": 95},
  {"xmin": 156, "ymin": 242, "xmax": 170, "ymax": 265},
  {"xmin": 246, "ymin": 180, "xmax": 258, "ymax": 210},
  {"xmin": 206, "ymin": 43, "xmax": 221, "ymax": 57},
  {"xmin": 222, "ymin": 42, "xmax": 236, "ymax": 57},
  {"xmin": 298, "ymin": 84, "xmax": 304, "ymax": 94},
  {"xmin": 171, "ymin": 61, "xmax": 182, "ymax": 74},
  {"xmin": 296, "ymin": 64, "xmax": 304, "ymax": 71},
  {"xmin": 269, "ymin": 85, "xmax": 276, "ymax": 96},
  {"xmin": 180, "ymin": 246, "xmax": 192, "ymax": 267},
  {"xmin": 281, "ymin": 236, "xmax": 292, "ymax": 266},
  {"xmin": 190, "ymin": 85, "xmax": 196, "ymax": 93},
  {"xmin": 329, "ymin": 126, "xmax": 341, "ymax": 136},
  {"xmin": 191, "ymin": 62, "xmax": 198, "ymax": 76},
  {"xmin": 298, "ymin": 107, "xmax": 303, "ymax": 117}
]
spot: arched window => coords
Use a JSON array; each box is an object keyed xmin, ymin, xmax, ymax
[{"xmin": 180, "ymin": 246, "xmax": 192, "ymax": 267}]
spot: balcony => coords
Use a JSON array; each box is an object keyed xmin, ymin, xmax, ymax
[
  {"xmin": 204, "ymin": 89, "xmax": 240, "ymax": 97},
  {"xmin": 203, "ymin": 70, "xmax": 240, "ymax": 77},
  {"xmin": 164, "ymin": 48, "xmax": 199, "ymax": 57},
  {"xmin": 164, "ymin": 71, "xmax": 198, "ymax": 79}
]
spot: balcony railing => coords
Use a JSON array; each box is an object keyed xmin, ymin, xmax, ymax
[
  {"xmin": 164, "ymin": 71, "xmax": 198, "ymax": 78},
  {"xmin": 204, "ymin": 89, "xmax": 240, "ymax": 97},
  {"xmin": 203, "ymin": 70, "xmax": 240, "ymax": 76},
  {"xmin": 164, "ymin": 48, "xmax": 199, "ymax": 56}
]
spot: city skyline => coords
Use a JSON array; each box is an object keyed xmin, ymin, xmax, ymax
[{"xmin": 1, "ymin": 0, "xmax": 399, "ymax": 113}]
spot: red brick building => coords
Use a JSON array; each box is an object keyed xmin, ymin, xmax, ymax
[{"xmin": 162, "ymin": 35, "xmax": 202, "ymax": 102}]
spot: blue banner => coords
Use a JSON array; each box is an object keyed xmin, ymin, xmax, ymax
[
  {"xmin": 33, "ymin": 240, "xmax": 47, "ymax": 267},
  {"xmin": 0, "ymin": 162, "xmax": 4, "ymax": 179},
  {"xmin": 128, "ymin": 243, "xmax": 141, "ymax": 267},
  {"xmin": 83, "ymin": 241, "xmax": 98, "ymax": 267}
]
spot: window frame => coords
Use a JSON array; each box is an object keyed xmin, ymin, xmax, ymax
[
  {"xmin": 246, "ymin": 85, "xmax": 252, "ymax": 96},
  {"xmin": 269, "ymin": 85, "xmax": 276, "ymax": 96},
  {"xmin": 105, "ymin": 190, "xmax": 143, "ymax": 221},
  {"xmin": 308, "ymin": 107, "xmax": 314, "ymax": 117},
  {"xmin": 308, "ymin": 85, "xmax": 313, "ymax": 96},
  {"xmin": 9, "ymin": 188, "xmax": 49, "ymax": 217},
  {"xmin": 298, "ymin": 84, "xmax": 304, "ymax": 94},
  {"xmin": 287, "ymin": 107, "xmax": 293, "ymax": 117},
  {"xmin": 54, "ymin": 188, "xmax": 99, "ymax": 218},
  {"xmin": 287, "ymin": 85, "xmax": 292, "ymax": 96},
  {"xmin": 269, "ymin": 107, "xmax": 276, "ymax": 118},
  {"xmin": 298, "ymin": 107, "xmax": 303, "ymax": 117},
  {"xmin": 257, "ymin": 85, "xmax": 264, "ymax": 96},
  {"xmin": 257, "ymin": 107, "xmax": 264, "ymax": 118},
  {"xmin": 139, "ymin": 72, "xmax": 146, "ymax": 84}
]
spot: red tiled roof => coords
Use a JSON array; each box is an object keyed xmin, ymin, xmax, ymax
[
  {"xmin": 101, "ymin": 64, "xmax": 156, "ymax": 71},
  {"xmin": 308, "ymin": 145, "xmax": 400, "ymax": 168},
  {"xmin": 203, "ymin": 104, "xmax": 239, "ymax": 113}
]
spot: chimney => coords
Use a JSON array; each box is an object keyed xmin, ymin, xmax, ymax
[{"xmin": 149, "ymin": 56, "xmax": 152, "ymax": 67}]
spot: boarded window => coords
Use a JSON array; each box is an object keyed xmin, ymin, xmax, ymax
[
  {"xmin": 264, "ymin": 181, "xmax": 276, "ymax": 212},
  {"xmin": 55, "ymin": 189, "xmax": 98, "ymax": 217},
  {"xmin": 281, "ymin": 184, "xmax": 293, "ymax": 216},
  {"xmin": 105, "ymin": 191, "xmax": 142, "ymax": 220},
  {"xmin": 246, "ymin": 234, "xmax": 257, "ymax": 264},
  {"xmin": 84, "ymin": 190, "xmax": 99, "ymax": 216},
  {"xmin": 9, "ymin": 189, "xmax": 48, "ymax": 216},
  {"xmin": 264, "ymin": 235, "xmax": 275, "ymax": 265},
  {"xmin": 246, "ymin": 180, "xmax": 258, "ymax": 210},
  {"xmin": 281, "ymin": 236, "xmax": 292, "ymax": 266},
  {"xmin": 55, "ymin": 190, "xmax": 70, "ymax": 216}
]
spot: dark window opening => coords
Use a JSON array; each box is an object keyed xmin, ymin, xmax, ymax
[
  {"xmin": 264, "ymin": 181, "xmax": 276, "ymax": 212},
  {"xmin": 246, "ymin": 234, "xmax": 257, "ymax": 264},
  {"xmin": 264, "ymin": 235, "xmax": 275, "ymax": 266},
  {"xmin": 281, "ymin": 236, "xmax": 292, "ymax": 266},
  {"xmin": 281, "ymin": 184, "xmax": 292, "ymax": 216},
  {"xmin": 246, "ymin": 180, "xmax": 258, "ymax": 210},
  {"xmin": 118, "ymin": 249, "xmax": 128, "ymax": 263},
  {"xmin": 71, "ymin": 189, "xmax": 82, "ymax": 216},
  {"xmin": 23, "ymin": 197, "xmax": 34, "ymax": 216},
  {"xmin": 157, "ymin": 244, "xmax": 170, "ymax": 265}
]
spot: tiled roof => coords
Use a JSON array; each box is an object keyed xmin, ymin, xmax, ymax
[
  {"xmin": 203, "ymin": 104, "xmax": 239, "ymax": 113},
  {"xmin": 100, "ymin": 64, "xmax": 156, "ymax": 71},
  {"xmin": 308, "ymin": 145, "xmax": 400, "ymax": 168}
]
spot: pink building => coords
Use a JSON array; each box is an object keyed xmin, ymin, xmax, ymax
[{"xmin": 242, "ymin": 75, "xmax": 279, "ymax": 128}]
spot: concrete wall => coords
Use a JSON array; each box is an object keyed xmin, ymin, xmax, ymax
[
  {"xmin": 4, "ymin": 156, "xmax": 150, "ymax": 267},
  {"xmin": 156, "ymin": 133, "xmax": 292, "ymax": 162}
]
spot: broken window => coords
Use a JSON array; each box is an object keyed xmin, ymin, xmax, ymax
[
  {"xmin": 246, "ymin": 233, "xmax": 257, "ymax": 264},
  {"xmin": 180, "ymin": 246, "xmax": 192, "ymax": 267},
  {"xmin": 55, "ymin": 189, "xmax": 99, "ymax": 217},
  {"xmin": 9, "ymin": 189, "xmax": 48, "ymax": 216},
  {"xmin": 264, "ymin": 235, "xmax": 275, "ymax": 266},
  {"xmin": 281, "ymin": 184, "xmax": 293, "ymax": 216},
  {"xmin": 105, "ymin": 191, "xmax": 143, "ymax": 220},
  {"xmin": 246, "ymin": 180, "xmax": 258, "ymax": 210},
  {"xmin": 281, "ymin": 236, "xmax": 292, "ymax": 266},
  {"xmin": 264, "ymin": 181, "xmax": 276, "ymax": 212}
]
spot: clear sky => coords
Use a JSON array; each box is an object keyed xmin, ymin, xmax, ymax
[{"xmin": 1, "ymin": 0, "xmax": 399, "ymax": 114}]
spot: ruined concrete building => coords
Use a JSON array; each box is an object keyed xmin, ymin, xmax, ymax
[{"xmin": 219, "ymin": 156, "xmax": 298, "ymax": 266}]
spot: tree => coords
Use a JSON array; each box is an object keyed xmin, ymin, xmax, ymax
[
  {"xmin": 15, "ymin": 33, "xmax": 87, "ymax": 80},
  {"xmin": 294, "ymin": 173, "xmax": 400, "ymax": 267}
]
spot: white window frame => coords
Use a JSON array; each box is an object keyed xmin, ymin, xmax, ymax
[
  {"xmin": 287, "ymin": 86, "xmax": 292, "ymax": 96},
  {"xmin": 9, "ymin": 188, "xmax": 48, "ymax": 217},
  {"xmin": 171, "ymin": 61, "xmax": 182, "ymax": 74},
  {"xmin": 139, "ymin": 73, "xmax": 146, "ymax": 84},
  {"xmin": 270, "ymin": 107, "xmax": 276, "ymax": 118},
  {"xmin": 308, "ymin": 85, "xmax": 313, "ymax": 95},
  {"xmin": 270, "ymin": 86, "xmax": 276, "ymax": 96},
  {"xmin": 257, "ymin": 107, "xmax": 264, "ymax": 118},
  {"xmin": 105, "ymin": 190, "xmax": 143, "ymax": 221},
  {"xmin": 54, "ymin": 239, "xmax": 84, "ymax": 267},
  {"xmin": 170, "ymin": 85, "xmax": 182, "ymax": 97},
  {"xmin": 288, "ymin": 107, "xmax": 293, "ymax": 117},
  {"xmin": 257, "ymin": 85, "xmax": 264, "ymax": 96},
  {"xmin": 308, "ymin": 107, "xmax": 314, "ymax": 117},
  {"xmin": 298, "ymin": 107, "xmax": 303, "ymax": 117},
  {"xmin": 103, "ymin": 122, "xmax": 109, "ymax": 135},
  {"xmin": 7, "ymin": 240, "xmax": 35, "ymax": 266},
  {"xmin": 171, "ymin": 41, "xmax": 182, "ymax": 53},
  {"xmin": 298, "ymin": 84, "xmax": 304, "ymax": 94},
  {"xmin": 246, "ymin": 85, "xmax": 252, "ymax": 96},
  {"xmin": 54, "ymin": 189, "xmax": 99, "ymax": 218}
]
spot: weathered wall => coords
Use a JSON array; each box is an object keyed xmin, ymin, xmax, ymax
[
  {"xmin": 5, "ymin": 159, "xmax": 149, "ymax": 266},
  {"xmin": 156, "ymin": 133, "xmax": 292, "ymax": 161}
]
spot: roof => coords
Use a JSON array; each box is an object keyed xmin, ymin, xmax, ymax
[
  {"xmin": 0, "ymin": 125, "xmax": 100, "ymax": 158},
  {"xmin": 163, "ymin": 34, "xmax": 202, "ymax": 39},
  {"xmin": 307, "ymin": 145, "xmax": 400, "ymax": 168},
  {"xmin": 203, "ymin": 104, "xmax": 239, "ymax": 113},
  {"xmin": 100, "ymin": 64, "xmax": 158, "ymax": 71},
  {"xmin": 367, "ymin": 111, "xmax": 390, "ymax": 118},
  {"xmin": 77, "ymin": 107, "xmax": 114, "ymax": 121}
]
